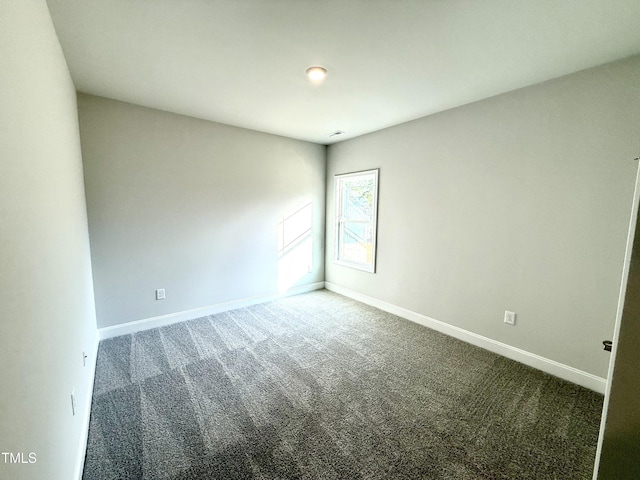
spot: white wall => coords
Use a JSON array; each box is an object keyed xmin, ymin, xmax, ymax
[
  {"xmin": 326, "ymin": 55, "xmax": 640, "ymax": 379},
  {"xmin": 0, "ymin": 1, "xmax": 98, "ymax": 479},
  {"xmin": 78, "ymin": 94, "xmax": 326, "ymax": 329}
]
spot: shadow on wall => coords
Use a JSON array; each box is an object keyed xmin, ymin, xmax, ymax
[{"xmin": 277, "ymin": 201, "xmax": 313, "ymax": 293}]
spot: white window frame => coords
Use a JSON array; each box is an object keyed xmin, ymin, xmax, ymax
[{"xmin": 334, "ymin": 169, "xmax": 379, "ymax": 273}]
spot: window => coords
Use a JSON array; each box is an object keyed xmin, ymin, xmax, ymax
[{"xmin": 334, "ymin": 169, "xmax": 379, "ymax": 272}]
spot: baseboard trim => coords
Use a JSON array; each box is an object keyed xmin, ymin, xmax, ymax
[
  {"xmin": 74, "ymin": 326, "xmax": 100, "ymax": 480},
  {"xmin": 98, "ymin": 282, "xmax": 325, "ymax": 340},
  {"xmin": 325, "ymin": 282, "xmax": 606, "ymax": 394}
]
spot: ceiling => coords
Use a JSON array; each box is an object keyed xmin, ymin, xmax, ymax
[{"xmin": 46, "ymin": 0, "xmax": 640, "ymax": 145}]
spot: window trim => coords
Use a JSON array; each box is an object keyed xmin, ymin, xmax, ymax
[{"xmin": 334, "ymin": 169, "xmax": 379, "ymax": 273}]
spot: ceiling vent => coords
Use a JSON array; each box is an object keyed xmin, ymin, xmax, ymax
[{"xmin": 328, "ymin": 130, "xmax": 345, "ymax": 138}]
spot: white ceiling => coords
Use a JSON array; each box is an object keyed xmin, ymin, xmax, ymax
[{"xmin": 47, "ymin": 0, "xmax": 640, "ymax": 145}]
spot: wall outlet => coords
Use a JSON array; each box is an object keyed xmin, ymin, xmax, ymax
[
  {"xmin": 156, "ymin": 288, "xmax": 165, "ymax": 300},
  {"xmin": 71, "ymin": 389, "xmax": 77, "ymax": 416},
  {"xmin": 504, "ymin": 310, "xmax": 516, "ymax": 326}
]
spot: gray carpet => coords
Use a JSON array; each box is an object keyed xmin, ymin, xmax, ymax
[{"xmin": 83, "ymin": 290, "xmax": 603, "ymax": 479}]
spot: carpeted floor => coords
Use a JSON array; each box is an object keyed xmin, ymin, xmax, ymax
[{"xmin": 83, "ymin": 290, "xmax": 603, "ymax": 479}]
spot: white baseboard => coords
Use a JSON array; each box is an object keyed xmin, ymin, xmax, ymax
[
  {"xmin": 96, "ymin": 280, "xmax": 606, "ymax": 393},
  {"xmin": 325, "ymin": 282, "xmax": 606, "ymax": 394},
  {"xmin": 74, "ymin": 326, "xmax": 100, "ymax": 480},
  {"xmin": 98, "ymin": 282, "xmax": 325, "ymax": 340}
]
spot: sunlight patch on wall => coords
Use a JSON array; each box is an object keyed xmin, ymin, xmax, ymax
[{"xmin": 278, "ymin": 202, "xmax": 313, "ymax": 293}]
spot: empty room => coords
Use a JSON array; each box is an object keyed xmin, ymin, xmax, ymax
[{"xmin": 2, "ymin": 0, "xmax": 640, "ymax": 479}]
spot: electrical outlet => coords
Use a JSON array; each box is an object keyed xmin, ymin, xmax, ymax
[
  {"xmin": 71, "ymin": 389, "xmax": 77, "ymax": 416},
  {"xmin": 156, "ymin": 288, "xmax": 165, "ymax": 300},
  {"xmin": 504, "ymin": 311, "xmax": 516, "ymax": 326}
]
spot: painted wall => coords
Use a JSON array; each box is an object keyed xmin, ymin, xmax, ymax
[
  {"xmin": 0, "ymin": 1, "xmax": 98, "ymax": 479},
  {"xmin": 326, "ymin": 55, "xmax": 640, "ymax": 379},
  {"xmin": 78, "ymin": 94, "xmax": 326, "ymax": 328}
]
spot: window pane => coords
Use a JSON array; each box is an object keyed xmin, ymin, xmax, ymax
[
  {"xmin": 342, "ymin": 178, "xmax": 374, "ymax": 221},
  {"xmin": 340, "ymin": 221, "xmax": 373, "ymax": 264}
]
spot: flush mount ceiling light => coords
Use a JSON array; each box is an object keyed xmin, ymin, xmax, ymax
[{"xmin": 305, "ymin": 65, "xmax": 327, "ymax": 82}]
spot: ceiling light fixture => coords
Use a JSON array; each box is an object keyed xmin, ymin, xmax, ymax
[{"xmin": 306, "ymin": 65, "xmax": 327, "ymax": 82}]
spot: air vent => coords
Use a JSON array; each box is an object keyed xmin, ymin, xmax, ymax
[{"xmin": 328, "ymin": 130, "xmax": 345, "ymax": 138}]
